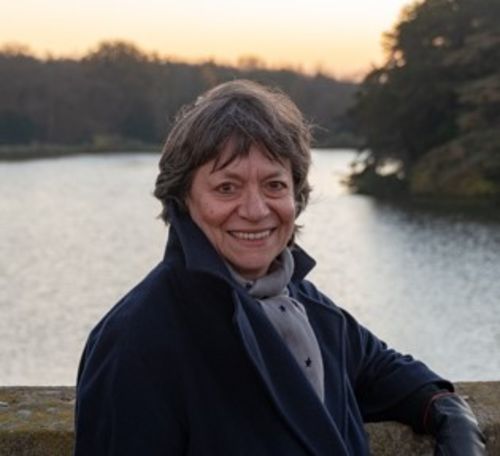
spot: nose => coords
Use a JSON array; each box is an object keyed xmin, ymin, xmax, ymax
[{"xmin": 238, "ymin": 188, "xmax": 271, "ymax": 221}]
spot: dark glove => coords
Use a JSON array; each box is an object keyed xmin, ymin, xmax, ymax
[{"xmin": 425, "ymin": 393, "xmax": 486, "ymax": 455}]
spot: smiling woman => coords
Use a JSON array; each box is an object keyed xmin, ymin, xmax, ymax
[
  {"xmin": 186, "ymin": 143, "xmax": 296, "ymax": 279},
  {"xmin": 74, "ymin": 80, "xmax": 485, "ymax": 455}
]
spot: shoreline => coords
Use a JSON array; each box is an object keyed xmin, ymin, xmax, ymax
[
  {"xmin": 0, "ymin": 143, "xmax": 161, "ymax": 161},
  {"xmin": 0, "ymin": 143, "xmax": 359, "ymax": 162}
]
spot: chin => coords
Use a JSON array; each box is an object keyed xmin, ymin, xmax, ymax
[{"xmin": 232, "ymin": 260, "xmax": 273, "ymax": 279}]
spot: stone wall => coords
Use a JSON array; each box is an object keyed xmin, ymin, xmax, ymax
[{"xmin": 0, "ymin": 382, "xmax": 498, "ymax": 455}]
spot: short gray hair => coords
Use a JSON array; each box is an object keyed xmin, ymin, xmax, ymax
[{"xmin": 154, "ymin": 79, "xmax": 312, "ymax": 224}]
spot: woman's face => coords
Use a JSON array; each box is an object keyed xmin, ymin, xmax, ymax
[{"xmin": 186, "ymin": 142, "xmax": 296, "ymax": 280}]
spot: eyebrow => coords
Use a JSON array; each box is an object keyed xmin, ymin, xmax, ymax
[{"xmin": 211, "ymin": 169, "xmax": 288, "ymax": 180}]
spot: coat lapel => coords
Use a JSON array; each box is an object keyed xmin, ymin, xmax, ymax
[
  {"xmin": 233, "ymin": 290, "xmax": 350, "ymax": 456},
  {"xmin": 297, "ymin": 292, "xmax": 350, "ymax": 436}
]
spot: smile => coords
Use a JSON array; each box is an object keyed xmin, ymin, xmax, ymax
[{"xmin": 229, "ymin": 229, "xmax": 273, "ymax": 240}]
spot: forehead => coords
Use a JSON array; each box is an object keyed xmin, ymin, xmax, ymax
[
  {"xmin": 209, "ymin": 144, "xmax": 290, "ymax": 177},
  {"xmin": 210, "ymin": 137, "xmax": 287, "ymax": 171}
]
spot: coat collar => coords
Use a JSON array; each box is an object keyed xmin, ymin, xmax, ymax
[{"xmin": 165, "ymin": 201, "xmax": 316, "ymax": 284}]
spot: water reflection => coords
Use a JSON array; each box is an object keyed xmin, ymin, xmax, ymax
[
  {"xmin": 301, "ymin": 151, "xmax": 500, "ymax": 381},
  {"xmin": 0, "ymin": 150, "xmax": 499, "ymax": 384}
]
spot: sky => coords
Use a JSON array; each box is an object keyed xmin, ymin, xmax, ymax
[{"xmin": 1, "ymin": 0, "xmax": 414, "ymax": 79}]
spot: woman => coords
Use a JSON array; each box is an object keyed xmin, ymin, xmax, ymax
[{"xmin": 74, "ymin": 80, "xmax": 485, "ymax": 455}]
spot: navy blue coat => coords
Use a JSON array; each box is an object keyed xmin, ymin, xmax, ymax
[{"xmin": 74, "ymin": 206, "xmax": 446, "ymax": 455}]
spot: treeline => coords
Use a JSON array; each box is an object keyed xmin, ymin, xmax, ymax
[
  {"xmin": 350, "ymin": 0, "xmax": 500, "ymax": 201},
  {"xmin": 0, "ymin": 42, "xmax": 358, "ymax": 151}
]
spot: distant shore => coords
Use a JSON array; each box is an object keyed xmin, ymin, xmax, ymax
[
  {"xmin": 0, "ymin": 142, "xmax": 162, "ymax": 161},
  {"xmin": 0, "ymin": 142, "xmax": 359, "ymax": 161}
]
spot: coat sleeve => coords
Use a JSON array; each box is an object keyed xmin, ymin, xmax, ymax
[
  {"xmin": 297, "ymin": 280, "xmax": 451, "ymax": 425},
  {"xmin": 74, "ymin": 306, "xmax": 187, "ymax": 456},
  {"xmin": 341, "ymin": 308, "xmax": 452, "ymax": 424}
]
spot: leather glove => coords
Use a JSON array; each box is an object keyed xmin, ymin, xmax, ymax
[{"xmin": 425, "ymin": 393, "xmax": 487, "ymax": 455}]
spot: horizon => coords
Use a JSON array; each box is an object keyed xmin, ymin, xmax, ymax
[{"xmin": 1, "ymin": 0, "xmax": 413, "ymax": 80}]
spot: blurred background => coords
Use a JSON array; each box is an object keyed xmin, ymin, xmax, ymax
[{"xmin": 0, "ymin": 0, "xmax": 499, "ymax": 385}]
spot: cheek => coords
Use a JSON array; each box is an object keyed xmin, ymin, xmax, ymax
[
  {"xmin": 281, "ymin": 197, "xmax": 297, "ymax": 223},
  {"xmin": 189, "ymin": 198, "xmax": 226, "ymax": 230}
]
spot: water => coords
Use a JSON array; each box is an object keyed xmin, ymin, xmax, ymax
[{"xmin": 0, "ymin": 150, "xmax": 499, "ymax": 385}]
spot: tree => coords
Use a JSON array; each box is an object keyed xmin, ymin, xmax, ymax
[
  {"xmin": 349, "ymin": 0, "xmax": 500, "ymax": 199},
  {"xmin": 0, "ymin": 110, "xmax": 35, "ymax": 144},
  {"xmin": 0, "ymin": 40, "xmax": 359, "ymax": 151}
]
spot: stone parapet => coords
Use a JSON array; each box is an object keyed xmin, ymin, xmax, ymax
[{"xmin": 0, "ymin": 382, "xmax": 498, "ymax": 455}]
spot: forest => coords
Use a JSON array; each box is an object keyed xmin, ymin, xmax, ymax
[
  {"xmin": 350, "ymin": 0, "xmax": 500, "ymax": 202},
  {"xmin": 0, "ymin": 42, "xmax": 358, "ymax": 155}
]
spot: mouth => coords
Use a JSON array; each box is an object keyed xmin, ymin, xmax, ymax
[{"xmin": 229, "ymin": 229, "xmax": 274, "ymax": 241}]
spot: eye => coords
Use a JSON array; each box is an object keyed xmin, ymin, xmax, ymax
[
  {"xmin": 266, "ymin": 180, "xmax": 288, "ymax": 192},
  {"xmin": 215, "ymin": 182, "xmax": 237, "ymax": 195}
]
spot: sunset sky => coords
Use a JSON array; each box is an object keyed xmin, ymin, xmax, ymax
[{"xmin": 1, "ymin": 0, "xmax": 414, "ymax": 78}]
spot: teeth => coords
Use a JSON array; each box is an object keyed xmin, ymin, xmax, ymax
[{"xmin": 231, "ymin": 230, "xmax": 271, "ymax": 240}]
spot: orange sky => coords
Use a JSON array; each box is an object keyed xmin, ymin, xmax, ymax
[{"xmin": 1, "ymin": 0, "xmax": 413, "ymax": 79}]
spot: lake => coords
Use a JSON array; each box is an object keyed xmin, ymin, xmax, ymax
[{"xmin": 0, "ymin": 149, "xmax": 499, "ymax": 385}]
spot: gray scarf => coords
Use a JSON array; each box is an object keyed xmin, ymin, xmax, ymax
[{"xmin": 228, "ymin": 249, "xmax": 325, "ymax": 402}]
